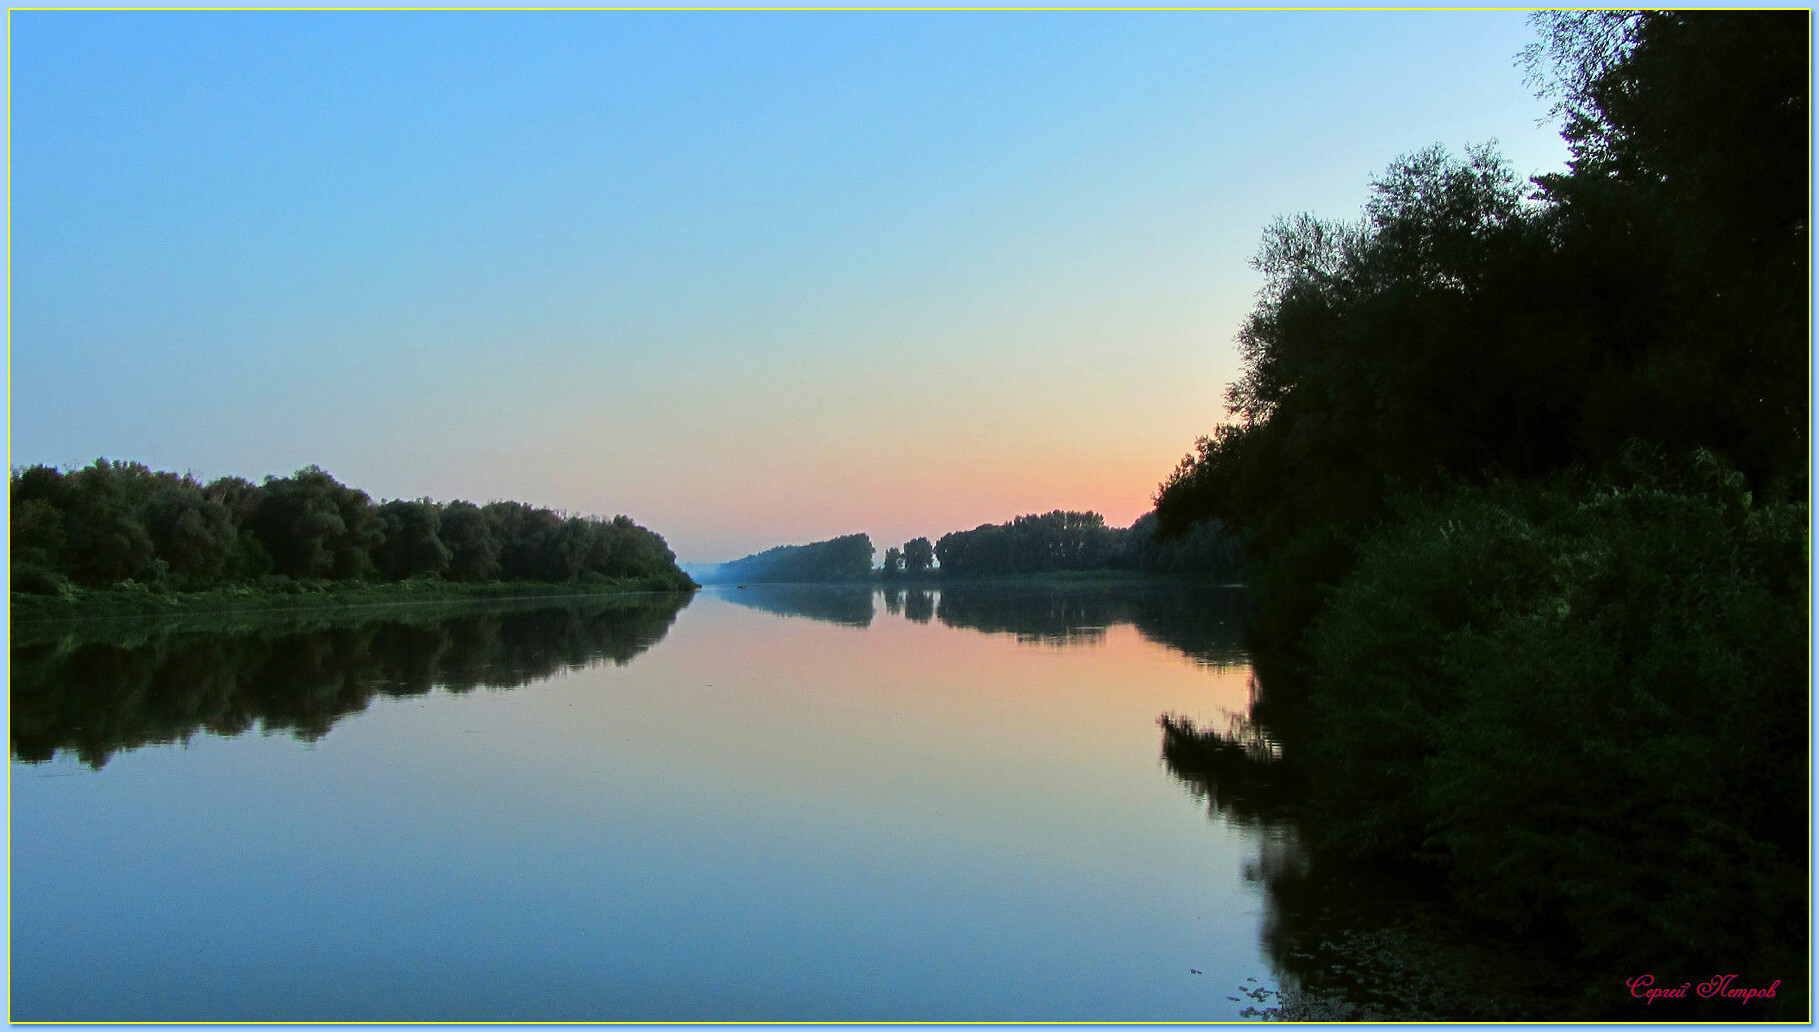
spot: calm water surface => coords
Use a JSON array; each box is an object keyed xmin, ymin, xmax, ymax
[{"xmin": 12, "ymin": 583, "xmax": 1364, "ymax": 1021}]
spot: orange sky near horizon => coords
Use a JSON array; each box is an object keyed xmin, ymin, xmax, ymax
[{"xmin": 10, "ymin": 12, "xmax": 1570, "ymax": 564}]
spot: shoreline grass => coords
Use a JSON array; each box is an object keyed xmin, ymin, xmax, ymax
[{"xmin": 11, "ymin": 575, "xmax": 697, "ymax": 624}]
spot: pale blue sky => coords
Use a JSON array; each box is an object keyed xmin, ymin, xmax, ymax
[{"xmin": 9, "ymin": 11, "xmax": 1570, "ymax": 562}]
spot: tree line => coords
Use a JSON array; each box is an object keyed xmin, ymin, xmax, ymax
[
  {"xmin": 926, "ymin": 508, "xmax": 1246, "ymax": 580},
  {"xmin": 700, "ymin": 532, "xmax": 875, "ymax": 583},
  {"xmin": 711, "ymin": 508, "xmax": 1250, "ymax": 583},
  {"xmin": 11, "ymin": 459, "xmax": 695, "ymax": 595},
  {"xmin": 1153, "ymin": 11, "xmax": 1805, "ymax": 1014}
]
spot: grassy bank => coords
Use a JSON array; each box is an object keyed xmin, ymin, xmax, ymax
[{"xmin": 11, "ymin": 575, "xmax": 697, "ymax": 624}]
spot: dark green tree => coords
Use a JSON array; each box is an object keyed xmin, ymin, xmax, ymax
[
  {"xmin": 58, "ymin": 459, "xmax": 170, "ymax": 585},
  {"xmin": 138, "ymin": 485, "xmax": 238, "ymax": 587},
  {"xmin": 10, "ymin": 465, "xmax": 69, "ymax": 575},
  {"xmin": 934, "ymin": 511, "xmax": 1121, "ymax": 576},
  {"xmin": 1147, "ymin": 12, "xmax": 1810, "ymax": 1013},
  {"xmin": 902, "ymin": 537, "xmax": 934, "ymax": 574},
  {"xmin": 439, "ymin": 500, "xmax": 501, "ymax": 582},
  {"xmin": 247, "ymin": 466, "xmax": 383, "ymax": 581},
  {"xmin": 374, "ymin": 499, "xmax": 452, "ymax": 581}
]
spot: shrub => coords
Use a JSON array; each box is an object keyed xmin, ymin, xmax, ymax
[
  {"xmin": 1303, "ymin": 453, "xmax": 1806, "ymax": 991},
  {"xmin": 11, "ymin": 563, "xmax": 70, "ymax": 597}
]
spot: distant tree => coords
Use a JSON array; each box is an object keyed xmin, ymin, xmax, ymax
[
  {"xmin": 881, "ymin": 546, "xmax": 904, "ymax": 575},
  {"xmin": 374, "ymin": 499, "xmax": 452, "ymax": 581},
  {"xmin": 8, "ymin": 460, "xmax": 692, "ymax": 593},
  {"xmin": 59, "ymin": 459, "xmax": 170, "ymax": 585},
  {"xmin": 138, "ymin": 485, "xmax": 238, "ymax": 587},
  {"xmin": 588, "ymin": 514, "xmax": 687, "ymax": 585},
  {"xmin": 934, "ymin": 511, "xmax": 1120, "ymax": 576},
  {"xmin": 902, "ymin": 537, "xmax": 934, "ymax": 574},
  {"xmin": 10, "ymin": 465, "xmax": 69, "ymax": 574},
  {"xmin": 485, "ymin": 501, "xmax": 567, "ymax": 582},
  {"xmin": 708, "ymin": 534, "xmax": 874, "ymax": 583},
  {"xmin": 250, "ymin": 466, "xmax": 383, "ymax": 581},
  {"xmin": 196, "ymin": 475, "xmax": 273, "ymax": 580},
  {"xmin": 439, "ymin": 501, "xmax": 501, "ymax": 582}
]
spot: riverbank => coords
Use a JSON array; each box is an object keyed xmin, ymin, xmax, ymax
[
  {"xmin": 11, "ymin": 575, "xmax": 697, "ymax": 624},
  {"xmin": 887, "ymin": 569, "xmax": 1238, "ymax": 587},
  {"xmin": 699, "ymin": 569, "xmax": 1241, "ymax": 588}
]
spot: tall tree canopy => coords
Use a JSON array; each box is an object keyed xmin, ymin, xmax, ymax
[
  {"xmin": 1150, "ymin": 13, "xmax": 1809, "ymax": 1008},
  {"xmin": 1157, "ymin": 10, "xmax": 1808, "ymax": 579}
]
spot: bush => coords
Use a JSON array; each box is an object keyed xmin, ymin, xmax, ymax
[
  {"xmin": 1303, "ymin": 454, "xmax": 1806, "ymax": 997},
  {"xmin": 11, "ymin": 563, "xmax": 71, "ymax": 597}
]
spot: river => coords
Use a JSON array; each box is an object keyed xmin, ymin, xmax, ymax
[{"xmin": 10, "ymin": 581, "xmax": 1561, "ymax": 1021}]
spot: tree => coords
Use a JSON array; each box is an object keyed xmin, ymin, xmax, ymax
[
  {"xmin": 58, "ymin": 459, "xmax": 170, "ymax": 585},
  {"xmin": 709, "ymin": 534, "xmax": 875, "ymax": 583},
  {"xmin": 138, "ymin": 485, "xmax": 237, "ymax": 586},
  {"xmin": 934, "ymin": 512, "xmax": 1120, "ymax": 576},
  {"xmin": 10, "ymin": 465, "xmax": 69, "ymax": 573},
  {"xmin": 7, "ymin": 461, "xmax": 692, "ymax": 593},
  {"xmin": 439, "ymin": 501, "xmax": 501, "ymax": 582},
  {"xmin": 249, "ymin": 466, "xmax": 383, "ymax": 581},
  {"xmin": 1529, "ymin": 10, "xmax": 1808, "ymax": 486},
  {"xmin": 374, "ymin": 499, "xmax": 452, "ymax": 581},
  {"xmin": 902, "ymin": 537, "xmax": 934, "ymax": 574},
  {"xmin": 881, "ymin": 547, "xmax": 904, "ymax": 575}
]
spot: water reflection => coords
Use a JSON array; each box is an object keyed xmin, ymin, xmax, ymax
[
  {"xmin": 878, "ymin": 584, "xmax": 936, "ymax": 623},
  {"xmin": 724, "ymin": 581, "xmax": 1250, "ymax": 667},
  {"xmin": 13, "ymin": 583, "xmax": 1267, "ymax": 1022},
  {"xmin": 720, "ymin": 583, "xmax": 875, "ymax": 627},
  {"xmin": 1159, "ymin": 705, "xmax": 1292, "ymax": 830},
  {"xmin": 1159, "ymin": 706, "xmax": 1579, "ymax": 1020},
  {"xmin": 11, "ymin": 593, "xmax": 692, "ymax": 770}
]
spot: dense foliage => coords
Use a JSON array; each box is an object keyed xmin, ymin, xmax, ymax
[
  {"xmin": 1152, "ymin": 10, "xmax": 1807, "ymax": 1013},
  {"xmin": 934, "ymin": 510, "xmax": 1122, "ymax": 576},
  {"xmin": 11, "ymin": 460, "xmax": 696, "ymax": 596},
  {"xmin": 1305, "ymin": 452, "xmax": 1806, "ymax": 990},
  {"xmin": 928, "ymin": 508, "xmax": 1246, "ymax": 580},
  {"xmin": 882, "ymin": 538, "xmax": 934, "ymax": 575},
  {"xmin": 1121, "ymin": 511, "xmax": 1249, "ymax": 580},
  {"xmin": 1157, "ymin": 9, "xmax": 1806, "ymax": 621},
  {"xmin": 704, "ymin": 533, "xmax": 875, "ymax": 583}
]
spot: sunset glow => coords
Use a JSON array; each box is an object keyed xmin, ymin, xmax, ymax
[{"xmin": 9, "ymin": 11, "xmax": 1569, "ymax": 561}]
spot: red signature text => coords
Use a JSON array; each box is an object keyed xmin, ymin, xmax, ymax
[
  {"xmin": 1626, "ymin": 975, "xmax": 1689, "ymax": 1003},
  {"xmin": 1627, "ymin": 974, "xmax": 1780, "ymax": 1006},
  {"xmin": 1697, "ymin": 974, "xmax": 1780, "ymax": 1004}
]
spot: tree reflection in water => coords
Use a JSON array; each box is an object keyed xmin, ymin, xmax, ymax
[
  {"xmin": 11, "ymin": 593, "xmax": 692, "ymax": 770},
  {"xmin": 729, "ymin": 580, "xmax": 1252, "ymax": 665},
  {"xmin": 1161, "ymin": 691, "xmax": 1592, "ymax": 1021},
  {"xmin": 15, "ymin": 582, "xmax": 1613, "ymax": 1019},
  {"xmin": 719, "ymin": 582, "xmax": 875, "ymax": 627}
]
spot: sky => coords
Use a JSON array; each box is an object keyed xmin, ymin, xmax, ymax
[{"xmin": 9, "ymin": 11, "xmax": 1572, "ymax": 564}]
